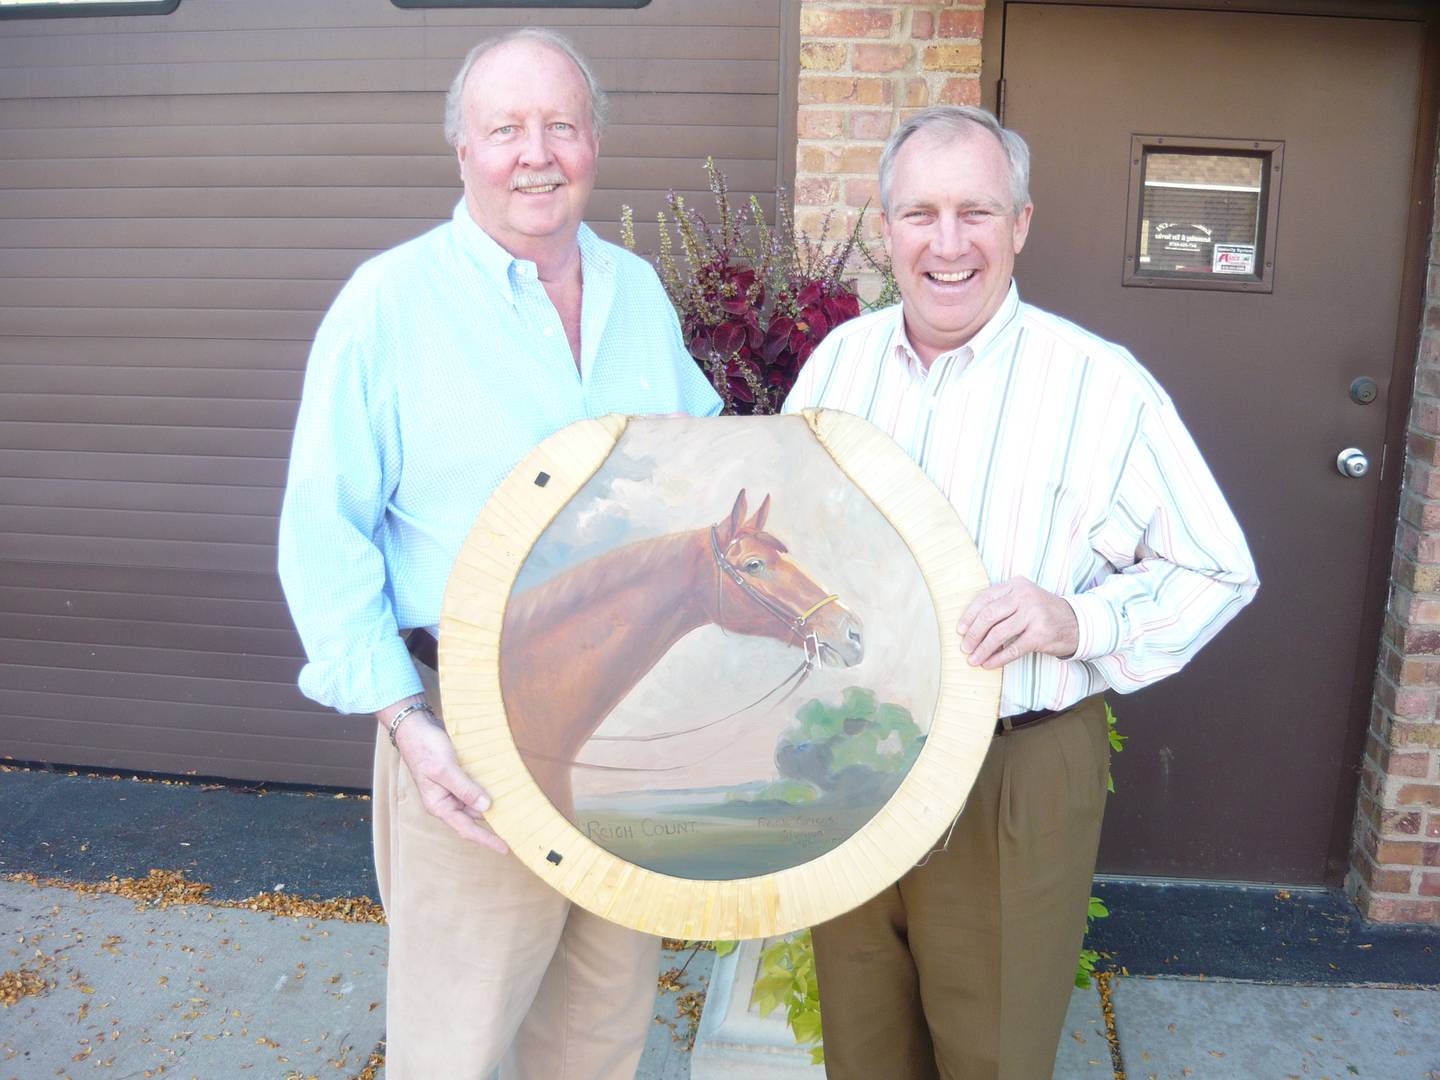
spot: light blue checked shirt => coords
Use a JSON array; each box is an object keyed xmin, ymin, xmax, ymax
[{"xmin": 278, "ymin": 201, "xmax": 721, "ymax": 715}]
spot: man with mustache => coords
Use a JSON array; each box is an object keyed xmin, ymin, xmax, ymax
[
  {"xmin": 278, "ymin": 29, "xmax": 720, "ymax": 1079},
  {"xmin": 784, "ymin": 106, "xmax": 1258, "ymax": 1079}
]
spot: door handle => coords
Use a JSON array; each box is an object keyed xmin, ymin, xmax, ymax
[{"xmin": 1336, "ymin": 448, "xmax": 1369, "ymax": 479}]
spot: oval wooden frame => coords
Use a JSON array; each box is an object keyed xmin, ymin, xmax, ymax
[{"xmin": 439, "ymin": 408, "xmax": 1000, "ymax": 940}]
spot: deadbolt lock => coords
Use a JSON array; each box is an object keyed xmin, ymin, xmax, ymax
[{"xmin": 1350, "ymin": 377, "xmax": 1379, "ymax": 405}]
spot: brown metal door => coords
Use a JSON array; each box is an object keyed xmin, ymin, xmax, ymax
[{"xmin": 1002, "ymin": 3, "xmax": 1425, "ymax": 883}]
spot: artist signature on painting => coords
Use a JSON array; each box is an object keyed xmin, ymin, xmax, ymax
[
  {"xmin": 757, "ymin": 814, "xmax": 837, "ymax": 831},
  {"xmin": 584, "ymin": 818, "xmax": 704, "ymax": 841},
  {"xmin": 758, "ymin": 815, "xmax": 838, "ymax": 849}
]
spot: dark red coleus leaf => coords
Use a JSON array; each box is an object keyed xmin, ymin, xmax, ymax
[
  {"xmin": 727, "ymin": 373, "xmax": 755, "ymax": 403},
  {"xmin": 794, "ymin": 281, "xmax": 824, "ymax": 308},
  {"xmin": 825, "ymin": 293, "xmax": 861, "ymax": 322},
  {"xmin": 712, "ymin": 320, "xmax": 746, "ymax": 355}
]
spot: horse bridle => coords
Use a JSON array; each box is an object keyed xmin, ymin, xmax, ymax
[{"xmin": 709, "ymin": 526, "xmax": 838, "ymax": 664}]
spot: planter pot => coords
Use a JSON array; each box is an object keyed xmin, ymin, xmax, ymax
[{"xmin": 690, "ymin": 938, "xmax": 824, "ymax": 1078}]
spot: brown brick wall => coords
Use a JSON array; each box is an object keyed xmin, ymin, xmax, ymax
[
  {"xmin": 795, "ymin": 1, "xmax": 983, "ymax": 297},
  {"xmin": 1347, "ymin": 104, "xmax": 1440, "ymax": 925},
  {"xmin": 797, "ymin": 2, "xmax": 1439, "ymax": 924}
]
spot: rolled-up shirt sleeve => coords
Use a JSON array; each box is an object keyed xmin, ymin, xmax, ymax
[
  {"xmin": 1063, "ymin": 395, "xmax": 1258, "ymax": 692},
  {"xmin": 277, "ymin": 275, "xmax": 422, "ymax": 716}
]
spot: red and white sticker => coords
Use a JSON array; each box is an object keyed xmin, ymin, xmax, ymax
[{"xmin": 1212, "ymin": 244, "xmax": 1256, "ymax": 275}]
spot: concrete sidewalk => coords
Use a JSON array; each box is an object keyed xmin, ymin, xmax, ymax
[
  {"xmin": 2, "ymin": 767, "xmax": 1438, "ymax": 1079},
  {"xmin": 5, "ymin": 876, "xmax": 1437, "ymax": 1079}
]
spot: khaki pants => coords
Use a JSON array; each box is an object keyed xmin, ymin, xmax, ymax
[
  {"xmin": 812, "ymin": 695, "xmax": 1110, "ymax": 1080},
  {"xmin": 372, "ymin": 660, "xmax": 661, "ymax": 1080}
]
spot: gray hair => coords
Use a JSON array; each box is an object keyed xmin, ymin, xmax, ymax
[
  {"xmin": 878, "ymin": 105, "xmax": 1031, "ymax": 215},
  {"xmin": 443, "ymin": 28, "xmax": 609, "ymax": 148}
]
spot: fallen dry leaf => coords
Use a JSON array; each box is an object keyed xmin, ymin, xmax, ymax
[{"xmin": 0, "ymin": 966, "xmax": 49, "ymax": 1007}]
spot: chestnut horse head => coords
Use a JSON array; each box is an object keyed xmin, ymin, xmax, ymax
[{"xmin": 709, "ymin": 489, "xmax": 864, "ymax": 668}]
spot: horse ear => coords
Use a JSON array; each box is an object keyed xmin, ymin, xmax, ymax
[
  {"xmin": 725, "ymin": 489, "xmax": 748, "ymax": 540},
  {"xmin": 749, "ymin": 493, "xmax": 771, "ymax": 533}
]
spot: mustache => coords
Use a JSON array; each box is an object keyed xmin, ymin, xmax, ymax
[{"xmin": 510, "ymin": 172, "xmax": 568, "ymax": 190}]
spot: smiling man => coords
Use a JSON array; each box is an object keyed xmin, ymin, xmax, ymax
[
  {"xmin": 277, "ymin": 28, "xmax": 719, "ymax": 1080},
  {"xmin": 784, "ymin": 106, "xmax": 1258, "ymax": 1079}
]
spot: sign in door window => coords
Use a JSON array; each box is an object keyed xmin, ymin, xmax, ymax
[{"xmin": 1124, "ymin": 137, "xmax": 1283, "ymax": 292}]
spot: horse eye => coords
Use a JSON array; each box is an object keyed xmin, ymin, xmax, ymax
[{"xmin": 743, "ymin": 558, "xmax": 764, "ymax": 574}]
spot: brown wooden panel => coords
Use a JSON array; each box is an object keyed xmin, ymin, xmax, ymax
[
  {"xmin": 0, "ymin": 201, "xmax": 774, "ymax": 248},
  {"xmin": 0, "ymin": 338, "xmax": 309, "ymax": 371},
  {"xmin": 0, "ymin": 560, "xmax": 288, "ymax": 603},
  {"xmin": 0, "ymin": 394, "xmax": 298, "ymax": 428},
  {"xmin": 3, "ymin": 476, "xmax": 281, "ymax": 515},
  {"xmin": 0, "ymin": 616, "xmax": 300, "ymax": 662},
  {"xmin": 0, "ymin": 185, "xmax": 458, "ymax": 219},
  {"xmin": 0, "ymin": 422, "xmax": 290, "ymax": 457},
  {"xmin": 0, "ymin": 248, "xmax": 375, "ymax": 281},
  {"xmin": 0, "ymin": 711, "xmax": 374, "ymax": 789},
  {"xmin": 0, "ymin": 450, "xmax": 290, "ymax": 487},
  {"xmin": 2, "ymin": 367, "xmax": 302, "ymax": 401},
  {"xmin": 0, "ymin": 279, "xmax": 341, "ymax": 313},
  {"xmin": 0, "ymin": 137, "xmax": 776, "ymax": 188},
  {"xmin": 0, "ymin": 308, "xmax": 324, "ymax": 340},
  {"xmin": 0, "ymin": 92, "xmax": 434, "ymax": 129},
  {"xmin": 0, "ymin": 534, "xmax": 276, "ymax": 575},
  {"xmin": 0, "ymin": 25, "xmax": 780, "ymax": 69},
  {"xmin": 0, "ymin": 725, "xmax": 371, "ymax": 789},
  {"xmin": 0, "ymin": 173, "xmax": 776, "ymax": 218},
  {"xmin": 0, "ymin": 587, "xmax": 295, "ymax": 631},
  {"xmin": 0, "ymin": 714, "xmax": 357, "ymax": 766},
  {"xmin": 0, "ymin": 155, "xmax": 458, "ymax": 190},
  {"xmin": 0, "ymin": 696, "xmax": 326, "ymax": 743},
  {"xmin": 1, "ymin": 664, "xmax": 301, "ymax": 710},
  {"xmin": 0, "ymin": 123, "xmax": 447, "ymax": 159},
  {"xmin": 1, "ymin": 638, "xmax": 300, "ymax": 684},
  {"xmin": 0, "ymin": 0, "xmax": 780, "ymax": 36},
  {"xmin": 0, "ymin": 217, "xmax": 440, "ymax": 249},
  {"xmin": 0, "ymin": 57, "xmax": 778, "ymax": 100},
  {"xmin": 4, "ymin": 505, "xmax": 278, "ymax": 546},
  {"xmin": 0, "ymin": 91, "xmax": 781, "ymax": 130}
]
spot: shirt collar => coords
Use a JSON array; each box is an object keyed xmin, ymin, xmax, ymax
[
  {"xmin": 887, "ymin": 280, "xmax": 1024, "ymax": 378},
  {"xmin": 964, "ymin": 280, "xmax": 1022, "ymax": 358},
  {"xmin": 448, "ymin": 199, "xmax": 612, "ymax": 302},
  {"xmin": 450, "ymin": 200, "xmax": 516, "ymax": 300}
]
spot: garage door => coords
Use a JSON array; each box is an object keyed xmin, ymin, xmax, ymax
[{"xmin": 0, "ymin": 0, "xmax": 797, "ymax": 786}]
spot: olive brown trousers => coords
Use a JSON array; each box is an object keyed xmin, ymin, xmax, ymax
[{"xmin": 812, "ymin": 695, "xmax": 1111, "ymax": 1080}]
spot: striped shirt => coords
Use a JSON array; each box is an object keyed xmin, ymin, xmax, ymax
[
  {"xmin": 783, "ymin": 284, "xmax": 1257, "ymax": 715},
  {"xmin": 278, "ymin": 201, "xmax": 721, "ymax": 716}
]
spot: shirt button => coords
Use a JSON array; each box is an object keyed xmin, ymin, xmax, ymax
[{"xmin": 544, "ymin": 327, "xmax": 554, "ymax": 337}]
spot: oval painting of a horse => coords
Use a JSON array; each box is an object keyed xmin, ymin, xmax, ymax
[{"xmin": 498, "ymin": 414, "xmax": 941, "ymax": 880}]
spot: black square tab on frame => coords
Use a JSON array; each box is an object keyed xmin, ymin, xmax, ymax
[{"xmin": 534, "ymin": 472, "xmax": 550, "ymax": 487}]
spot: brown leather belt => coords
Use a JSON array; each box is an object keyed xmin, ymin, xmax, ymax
[
  {"xmin": 405, "ymin": 627, "xmax": 439, "ymax": 672},
  {"xmin": 995, "ymin": 705, "xmax": 1066, "ymax": 736}
]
